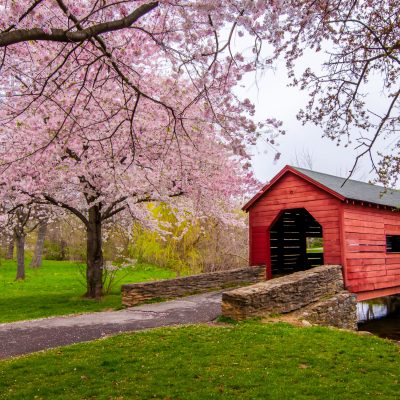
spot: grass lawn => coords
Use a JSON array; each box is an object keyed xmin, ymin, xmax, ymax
[
  {"xmin": 0, "ymin": 259, "xmax": 175, "ymax": 323},
  {"xmin": 306, "ymin": 247, "xmax": 323, "ymax": 253},
  {"xmin": 0, "ymin": 322, "xmax": 399, "ymax": 399}
]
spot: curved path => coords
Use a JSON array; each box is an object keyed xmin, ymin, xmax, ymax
[{"xmin": 0, "ymin": 291, "xmax": 222, "ymax": 359}]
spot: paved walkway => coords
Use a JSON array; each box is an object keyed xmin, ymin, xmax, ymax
[{"xmin": 0, "ymin": 291, "xmax": 222, "ymax": 359}]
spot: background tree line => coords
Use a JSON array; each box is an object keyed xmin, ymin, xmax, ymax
[{"xmin": 0, "ymin": 205, "xmax": 248, "ymax": 277}]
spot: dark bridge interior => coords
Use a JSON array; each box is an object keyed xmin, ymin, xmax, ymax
[{"xmin": 270, "ymin": 208, "xmax": 324, "ymax": 276}]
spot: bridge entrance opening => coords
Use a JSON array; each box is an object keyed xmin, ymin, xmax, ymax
[{"xmin": 270, "ymin": 208, "xmax": 324, "ymax": 277}]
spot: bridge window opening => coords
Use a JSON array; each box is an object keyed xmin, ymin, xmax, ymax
[
  {"xmin": 307, "ymin": 237, "xmax": 324, "ymax": 253},
  {"xmin": 386, "ymin": 235, "xmax": 400, "ymax": 253},
  {"xmin": 270, "ymin": 208, "xmax": 324, "ymax": 277}
]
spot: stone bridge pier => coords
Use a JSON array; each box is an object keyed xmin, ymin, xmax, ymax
[{"xmin": 221, "ymin": 265, "xmax": 358, "ymax": 330}]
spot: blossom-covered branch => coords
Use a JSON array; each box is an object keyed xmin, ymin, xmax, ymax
[{"xmin": 0, "ymin": 2, "xmax": 158, "ymax": 46}]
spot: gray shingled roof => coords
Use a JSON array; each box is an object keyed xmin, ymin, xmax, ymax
[{"xmin": 293, "ymin": 166, "xmax": 400, "ymax": 208}]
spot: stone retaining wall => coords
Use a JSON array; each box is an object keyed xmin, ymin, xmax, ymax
[
  {"xmin": 222, "ymin": 265, "xmax": 358, "ymax": 329},
  {"xmin": 299, "ymin": 292, "xmax": 358, "ymax": 330},
  {"xmin": 122, "ymin": 266, "xmax": 265, "ymax": 307}
]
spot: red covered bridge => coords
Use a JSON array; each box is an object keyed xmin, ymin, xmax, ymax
[{"xmin": 243, "ymin": 165, "xmax": 400, "ymax": 301}]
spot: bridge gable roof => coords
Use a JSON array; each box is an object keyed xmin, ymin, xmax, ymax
[{"xmin": 243, "ymin": 165, "xmax": 400, "ymax": 211}]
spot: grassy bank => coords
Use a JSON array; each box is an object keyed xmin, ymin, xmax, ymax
[
  {"xmin": 0, "ymin": 322, "xmax": 399, "ymax": 399},
  {"xmin": 0, "ymin": 259, "xmax": 175, "ymax": 323}
]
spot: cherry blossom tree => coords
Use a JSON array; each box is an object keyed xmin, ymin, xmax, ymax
[
  {"xmin": 2, "ymin": 234, "xmax": 14, "ymax": 260},
  {"xmin": 1, "ymin": 1, "xmax": 397, "ymax": 299},
  {"xmin": 1, "ymin": 76, "xmax": 259, "ymax": 296},
  {"xmin": 265, "ymin": 0, "xmax": 400, "ymax": 182},
  {"xmin": 2, "ymin": 203, "xmax": 48, "ymax": 280},
  {"xmin": 0, "ymin": 1, "xmax": 284, "ymax": 298},
  {"xmin": 30, "ymin": 217, "xmax": 48, "ymax": 268},
  {"xmin": 12, "ymin": 206, "xmax": 36, "ymax": 280},
  {"xmin": 0, "ymin": 1, "xmax": 280, "ymax": 145}
]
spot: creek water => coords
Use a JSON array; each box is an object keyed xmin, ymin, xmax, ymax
[{"xmin": 357, "ymin": 297, "xmax": 400, "ymax": 341}]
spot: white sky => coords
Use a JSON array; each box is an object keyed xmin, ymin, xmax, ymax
[
  {"xmin": 237, "ymin": 45, "xmax": 389, "ymax": 186},
  {"xmin": 242, "ymin": 61, "xmax": 368, "ymax": 184}
]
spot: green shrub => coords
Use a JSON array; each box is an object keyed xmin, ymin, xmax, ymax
[{"xmin": 43, "ymin": 240, "xmax": 68, "ymax": 260}]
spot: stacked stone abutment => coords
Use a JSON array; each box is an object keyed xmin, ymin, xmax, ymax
[
  {"xmin": 222, "ymin": 265, "xmax": 357, "ymax": 330},
  {"xmin": 122, "ymin": 266, "xmax": 265, "ymax": 307}
]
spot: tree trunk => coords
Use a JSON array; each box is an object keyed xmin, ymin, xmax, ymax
[
  {"xmin": 85, "ymin": 205, "xmax": 103, "ymax": 299},
  {"xmin": 5, "ymin": 237, "xmax": 14, "ymax": 259},
  {"xmin": 15, "ymin": 233, "xmax": 25, "ymax": 280},
  {"xmin": 60, "ymin": 239, "xmax": 67, "ymax": 260},
  {"xmin": 30, "ymin": 221, "xmax": 47, "ymax": 268}
]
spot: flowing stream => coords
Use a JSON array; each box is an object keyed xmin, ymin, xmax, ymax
[{"xmin": 357, "ymin": 296, "xmax": 400, "ymax": 341}]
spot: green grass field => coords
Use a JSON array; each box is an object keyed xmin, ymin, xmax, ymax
[
  {"xmin": 306, "ymin": 247, "xmax": 323, "ymax": 253},
  {"xmin": 0, "ymin": 322, "xmax": 399, "ymax": 399},
  {"xmin": 0, "ymin": 259, "xmax": 175, "ymax": 323}
]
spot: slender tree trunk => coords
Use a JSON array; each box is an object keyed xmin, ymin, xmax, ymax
[
  {"xmin": 85, "ymin": 206, "xmax": 103, "ymax": 299},
  {"xmin": 60, "ymin": 239, "xmax": 67, "ymax": 260},
  {"xmin": 15, "ymin": 232, "xmax": 25, "ymax": 280},
  {"xmin": 30, "ymin": 221, "xmax": 47, "ymax": 268},
  {"xmin": 5, "ymin": 236, "xmax": 14, "ymax": 259}
]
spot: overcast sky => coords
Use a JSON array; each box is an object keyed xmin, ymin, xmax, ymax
[
  {"xmin": 242, "ymin": 63, "xmax": 366, "ymax": 184},
  {"xmin": 238, "ymin": 48, "xmax": 385, "ymax": 186}
]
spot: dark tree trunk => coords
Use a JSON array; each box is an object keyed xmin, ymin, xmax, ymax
[
  {"xmin": 5, "ymin": 237, "xmax": 14, "ymax": 259},
  {"xmin": 60, "ymin": 239, "xmax": 67, "ymax": 260},
  {"xmin": 15, "ymin": 233, "xmax": 25, "ymax": 280},
  {"xmin": 85, "ymin": 205, "xmax": 103, "ymax": 299},
  {"xmin": 30, "ymin": 221, "xmax": 47, "ymax": 268}
]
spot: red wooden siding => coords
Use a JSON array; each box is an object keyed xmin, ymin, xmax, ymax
[
  {"xmin": 249, "ymin": 171, "xmax": 342, "ymax": 269},
  {"xmin": 250, "ymin": 226, "xmax": 268, "ymax": 266},
  {"xmin": 247, "ymin": 166, "xmax": 400, "ymax": 299},
  {"xmin": 342, "ymin": 203, "xmax": 400, "ymax": 299}
]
